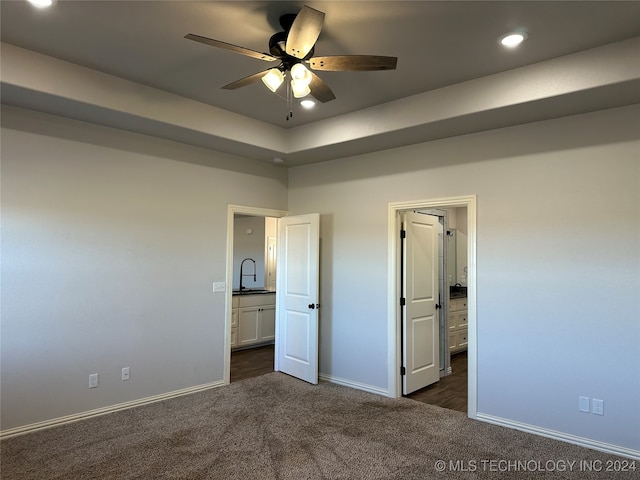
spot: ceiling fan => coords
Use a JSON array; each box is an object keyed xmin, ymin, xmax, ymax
[{"xmin": 185, "ymin": 5, "xmax": 397, "ymax": 105}]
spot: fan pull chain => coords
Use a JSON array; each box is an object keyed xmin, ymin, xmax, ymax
[{"xmin": 286, "ymin": 76, "xmax": 293, "ymax": 121}]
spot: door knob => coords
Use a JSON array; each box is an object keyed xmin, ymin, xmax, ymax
[{"xmin": 308, "ymin": 304, "xmax": 315, "ymax": 309}]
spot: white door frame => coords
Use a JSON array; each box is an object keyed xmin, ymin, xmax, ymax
[
  {"xmin": 387, "ymin": 195, "xmax": 477, "ymax": 418},
  {"xmin": 224, "ymin": 205, "xmax": 288, "ymax": 385}
]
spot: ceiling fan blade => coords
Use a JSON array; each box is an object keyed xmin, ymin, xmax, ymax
[
  {"xmin": 222, "ymin": 70, "xmax": 271, "ymax": 90},
  {"xmin": 309, "ymin": 55, "xmax": 398, "ymax": 71},
  {"xmin": 285, "ymin": 6, "xmax": 325, "ymax": 59},
  {"xmin": 185, "ymin": 34, "xmax": 278, "ymax": 62},
  {"xmin": 309, "ymin": 72, "xmax": 336, "ymax": 103}
]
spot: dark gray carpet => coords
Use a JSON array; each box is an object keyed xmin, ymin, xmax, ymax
[{"xmin": 1, "ymin": 372, "xmax": 636, "ymax": 479}]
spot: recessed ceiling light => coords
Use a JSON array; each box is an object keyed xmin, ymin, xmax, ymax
[
  {"xmin": 26, "ymin": 0, "xmax": 54, "ymax": 8},
  {"xmin": 272, "ymin": 157, "xmax": 285, "ymax": 164},
  {"xmin": 499, "ymin": 31, "xmax": 527, "ymax": 48},
  {"xmin": 300, "ymin": 99, "xmax": 316, "ymax": 109}
]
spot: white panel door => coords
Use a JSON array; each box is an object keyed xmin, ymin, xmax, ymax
[
  {"xmin": 402, "ymin": 211, "xmax": 440, "ymax": 395},
  {"xmin": 275, "ymin": 213, "xmax": 320, "ymax": 384}
]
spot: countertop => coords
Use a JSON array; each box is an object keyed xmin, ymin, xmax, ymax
[{"xmin": 232, "ymin": 289, "xmax": 276, "ymax": 296}]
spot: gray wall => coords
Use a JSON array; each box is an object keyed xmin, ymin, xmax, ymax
[
  {"xmin": 287, "ymin": 105, "xmax": 640, "ymax": 451},
  {"xmin": 2, "ymin": 103, "xmax": 638, "ymax": 454},
  {"xmin": 0, "ymin": 106, "xmax": 288, "ymax": 430},
  {"xmin": 233, "ymin": 216, "xmax": 266, "ymax": 290}
]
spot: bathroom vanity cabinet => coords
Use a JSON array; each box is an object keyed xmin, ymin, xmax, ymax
[
  {"xmin": 231, "ymin": 293, "xmax": 276, "ymax": 350},
  {"xmin": 449, "ymin": 297, "xmax": 468, "ymax": 353}
]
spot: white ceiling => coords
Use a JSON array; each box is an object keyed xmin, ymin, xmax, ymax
[{"xmin": 2, "ymin": 1, "xmax": 640, "ymax": 165}]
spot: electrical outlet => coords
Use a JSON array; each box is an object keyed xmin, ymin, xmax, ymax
[
  {"xmin": 592, "ymin": 398, "xmax": 604, "ymax": 416},
  {"xmin": 89, "ymin": 373, "xmax": 98, "ymax": 388},
  {"xmin": 579, "ymin": 396, "xmax": 590, "ymax": 413},
  {"xmin": 213, "ymin": 281, "xmax": 226, "ymax": 293},
  {"xmin": 121, "ymin": 367, "xmax": 130, "ymax": 381}
]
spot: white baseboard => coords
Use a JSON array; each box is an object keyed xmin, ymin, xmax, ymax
[
  {"xmin": 0, "ymin": 380, "xmax": 226, "ymax": 440},
  {"xmin": 319, "ymin": 373, "xmax": 389, "ymax": 397},
  {"xmin": 476, "ymin": 412, "xmax": 640, "ymax": 461}
]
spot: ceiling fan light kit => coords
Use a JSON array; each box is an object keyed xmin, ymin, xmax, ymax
[
  {"xmin": 184, "ymin": 4, "xmax": 398, "ymax": 116},
  {"xmin": 290, "ymin": 63, "xmax": 312, "ymax": 84},
  {"xmin": 290, "ymin": 63, "xmax": 313, "ymax": 98},
  {"xmin": 261, "ymin": 68, "xmax": 285, "ymax": 92},
  {"xmin": 291, "ymin": 80, "xmax": 311, "ymax": 98}
]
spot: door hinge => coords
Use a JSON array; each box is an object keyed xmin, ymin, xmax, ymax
[
  {"xmin": 400, "ymin": 229, "xmax": 406, "ymax": 239},
  {"xmin": 400, "ymin": 297, "xmax": 406, "ymax": 306},
  {"xmin": 400, "ymin": 366, "xmax": 406, "ymax": 376}
]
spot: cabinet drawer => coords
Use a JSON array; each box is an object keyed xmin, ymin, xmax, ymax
[
  {"xmin": 238, "ymin": 293, "xmax": 276, "ymax": 308},
  {"xmin": 458, "ymin": 331, "xmax": 468, "ymax": 348},
  {"xmin": 449, "ymin": 313, "xmax": 467, "ymax": 329},
  {"xmin": 450, "ymin": 298, "xmax": 467, "ymax": 312},
  {"xmin": 232, "ymin": 296, "xmax": 239, "ymax": 308}
]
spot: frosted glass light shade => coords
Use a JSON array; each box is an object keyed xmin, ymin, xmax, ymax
[
  {"xmin": 291, "ymin": 80, "xmax": 311, "ymax": 98},
  {"xmin": 290, "ymin": 63, "xmax": 312, "ymax": 85},
  {"xmin": 262, "ymin": 69, "xmax": 284, "ymax": 92}
]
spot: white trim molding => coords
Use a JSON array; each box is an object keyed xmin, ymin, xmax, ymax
[
  {"xmin": 319, "ymin": 373, "xmax": 389, "ymax": 397},
  {"xmin": 477, "ymin": 413, "xmax": 640, "ymax": 461},
  {"xmin": 0, "ymin": 380, "xmax": 225, "ymax": 440}
]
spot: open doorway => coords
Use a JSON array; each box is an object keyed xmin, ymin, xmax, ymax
[
  {"xmin": 388, "ymin": 195, "xmax": 477, "ymax": 418},
  {"xmin": 225, "ymin": 206, "xmax": 321, "ymax": 386},
  {"xmin": 404, "ymin": 207, "xmax": 468, "ymax": 413},
  {"xmin": 224, "ymin": 206, "xmax": 287, "ymax": 384},
  {"xmin": 229, "ymin": 214, "xmax": 278, "ymax": 382}
]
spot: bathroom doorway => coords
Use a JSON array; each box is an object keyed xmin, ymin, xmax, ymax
[
  {"xmin": 388, "ymin": 195, "xmax": 477, "ymax": 418},
  {"xmin": 229, "ymin": 213, "xmax": 278, "ymax": 382},
  {"xmin": 225, "ymin": 206, "xmax": 321, "ymax": 386},
  {"xmin": 225, "ymin": 206, "xmax": 287, "ymax": 384}
]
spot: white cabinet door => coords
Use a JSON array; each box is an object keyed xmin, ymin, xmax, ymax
[
  {"xmin": 402, "ymin": 211, "xmax": 440, "ymax": 395},
  {"xmin": 237, "ymin": 307, "xmax": 260, "ymax": 347},
  {"xmin": 231, "ymin": 307, "xmax": 238, "ymax": 347},
  {"xmin": 275, "ymin": 214, "xmax": 320, "ymax": 385},
  {"xmin": 260, "ymin": 305, "xmax": 276, "ymax": 342}
]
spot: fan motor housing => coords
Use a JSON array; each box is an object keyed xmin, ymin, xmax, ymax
[{"xmin": 269, "ymin": 31, "xmax": 314, "ymax": 60}]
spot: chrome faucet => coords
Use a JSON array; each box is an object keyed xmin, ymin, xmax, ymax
[{"xmin": 239, "ymin": 258, "xmax": 256, "ymax": 292}]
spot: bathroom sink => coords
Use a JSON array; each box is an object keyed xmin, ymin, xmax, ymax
[
  {"xmin": 232, "ymin": 289, "xmax": 274, "ymax": 295},
  {"xmin": 450, "ymin": 285, "xmax": 467, "ymax": 298}
]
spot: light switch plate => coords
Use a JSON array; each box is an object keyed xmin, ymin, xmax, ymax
[
  {"xmin": 579, "ymin": 396, "xmax": 590, "ymax": 413},
  {"xmin": 213, "ymin": 281, "xmax": 226, "ymax": 293}
]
